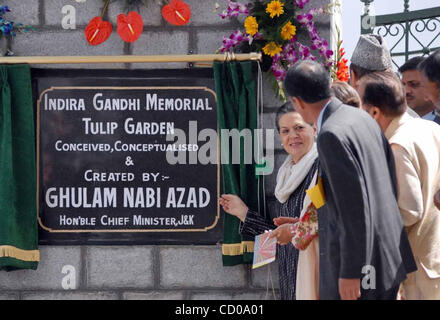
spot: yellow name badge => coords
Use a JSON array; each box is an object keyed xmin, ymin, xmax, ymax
[{"xmin": 306, "ymin": 177, "xmax": 326, "ymax": 209}]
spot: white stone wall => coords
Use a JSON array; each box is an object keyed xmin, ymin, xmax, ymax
[{"xmin": 0, "ymin": 0, "xmax": 331, "ymax": 300}]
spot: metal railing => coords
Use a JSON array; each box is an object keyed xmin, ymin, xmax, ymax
[{"xmin": 360, "ymin": 0, "xmax": 440, "ymax": 68}]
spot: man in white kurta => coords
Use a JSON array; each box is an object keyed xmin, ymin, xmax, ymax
[
  {"xmin": 385, "ymin": 113, "xmax": 440, "ymax": 299},
  {"xmin": 358, "ymin": 71, "xmax": 440, "ymax": 299}
]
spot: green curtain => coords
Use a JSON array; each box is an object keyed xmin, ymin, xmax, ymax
[
  {"xmin": 214, "ymin": 61, "xmax": 265, "ymax": 266},
  {"xmin": 0, "ymin": 64, "xmax": 39, "ymax": 271}
]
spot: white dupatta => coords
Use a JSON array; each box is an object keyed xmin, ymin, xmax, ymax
[
  {"xmin": 274, "ymin": 143, "xmax": 320, "ymax": 300},
  {"xmin": 274, "ymin": 143, "xmax": 318, "ymax": 204}
]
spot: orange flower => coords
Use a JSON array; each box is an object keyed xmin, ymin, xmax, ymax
[
  {"xmin": 339, "ymin": 47, "xmax": 346, "ymax": 58},
  {"xmin": 337, "ymin": 58, "xmax": 349, "ymax": 82}
]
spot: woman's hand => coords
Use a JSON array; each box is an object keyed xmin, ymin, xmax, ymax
[
  {"xmin": 273, "ymin": 216, "xmax": 299, "ymax": 226},
  {"xmin": 219, "ymin": 194, "xmax": 248, "ymax": 222},
  {"xmin": 269, "ymin": 223, "xmax": 293, "ymax": 245}
]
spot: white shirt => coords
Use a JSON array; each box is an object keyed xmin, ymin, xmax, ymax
[{"xmin": 317, "ymin": 100, "xmax": 332, "ymax": 133}]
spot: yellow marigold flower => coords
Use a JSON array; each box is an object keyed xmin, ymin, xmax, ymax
[
  {"xmin": 263, "ymin": 41, "xmax": 282, "ymax": 57},
  {"xmin": 266, "ymin": 0, "xmax": 285, "ymax": 19},
  {"xmin": 281, "ymin": 21, "xmax": 296, "ymax": 40},
  {"xmin": 244, "ymin": 16, "xmax": 258, "ymax": 36}
]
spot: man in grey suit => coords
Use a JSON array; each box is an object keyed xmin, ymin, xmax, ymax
[{"xmin": 284, "ymin": 60, "xmax": 417, "ymax": 300}]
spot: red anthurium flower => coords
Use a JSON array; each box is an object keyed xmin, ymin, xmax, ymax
[
  {"xmin": 85, "ymin": 16, "xmax": 113, "ymax": 46},
  {"xmin": 117, "ymin": 11, "xmax": 143, "ymax": 43},
  {"xmin": 162, "ymin": 0, "xmax": 191, "ymax": 26}
]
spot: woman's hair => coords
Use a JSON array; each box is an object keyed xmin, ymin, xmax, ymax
[
  {"xmin": 275, "ymin": 101, "xmax": 313, "ymax": 132},
  {"xmin": 331, "ymin": 81, "xmax": 362, "ymax": 108},
  {"xmin": 275, "ymin": 101, "xmax": 296, "ymax": 132}
]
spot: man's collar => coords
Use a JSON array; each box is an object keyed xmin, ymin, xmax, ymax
[
  {"xmin": 384, "ymin": 112, "xmax": 411, "ymax": 140},
  {"xmin": 317, "ymin": 99, "xmax": 333, "ymax": 133},
  {"xmin": 422, "ymin": 110, "xmax": 436, "ymax": 121}
]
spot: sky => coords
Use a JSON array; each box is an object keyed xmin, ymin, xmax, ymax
[{"xmin": 341, "ymin": 0, "xmax": 440, "ymax": 68}]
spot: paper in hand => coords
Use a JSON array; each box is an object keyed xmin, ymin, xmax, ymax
[{"xmin": 252, "ymin": 231, "xmax": 277, "ymax": 269}]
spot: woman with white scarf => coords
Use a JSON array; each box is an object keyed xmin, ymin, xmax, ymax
[{"xmin": 220, "ymin": 101, "xmax": 319, "ymax": 300}]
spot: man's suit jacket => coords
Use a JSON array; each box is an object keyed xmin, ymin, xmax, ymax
[
  {"xmin": 316, "ymin": 98, "xmax": 417, "ymax": 300},
  {"xmin": 385, "ymin": 113, "xmax": 440, "ymax": 281},
  {"xmin": 434, "ymin": 113, "xmax": 440, "ymax": 125}
]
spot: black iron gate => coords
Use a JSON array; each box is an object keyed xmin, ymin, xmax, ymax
[{"xmin": 360, "ymin": 0, "xmax": 440, "ymax": 68}]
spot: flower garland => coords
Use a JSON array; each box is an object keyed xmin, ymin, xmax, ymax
[{"xmin": 216, "ymin": 0, "xmax": 334, "ymax": 99}]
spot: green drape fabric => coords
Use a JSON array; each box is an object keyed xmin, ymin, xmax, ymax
[
  {"xmin": 0, "ymin": 64, "xmax": 39, "ymax": 271},
  {"xmin": 214, "ymin": 61, "xmax": 264, "ymax": 266}
]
